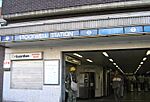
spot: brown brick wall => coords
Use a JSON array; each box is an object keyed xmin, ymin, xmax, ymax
[{"xmin": 2, "ymin": 0, "xmax": 137, "ymax": 15}]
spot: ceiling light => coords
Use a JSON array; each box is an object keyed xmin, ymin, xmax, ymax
[
  {"xmin": 143, "ymin": 57, "xmax": 147, "ymax": 61},
  {"xmin": 86, "ymin": 59, "xmax": 93, "ymax": 63},
  {"xmin": 134, "ymin": 68, "xmax": 139, "ymax": 74},
  {"xmin": 109, "ymin": 59, "xmax": 113, "ymax": 62},
  {"xmin": 139, "ymin": 65, "xmax": 141, "ymax": 67},
  {"xmin": 73, "ymin": 53, "xmax": 83, "ymax": 58},
  {"xmin": 137, "ymin": 67, "xmax": 140, "ymax": 70},
  {"xmin": 140, "ymin": 62, "xmax": 144, "ymax": 64},
  {"xmin": 134, "ymin": 71, "xmax": 137, "ymax": 74},
  {"xmin": 113, "ymin": 63, "xmax": 116, "ymax": 65},
  {"xmin": 102, "ymin": 52, "xmax": 109, "ymax": 57},
  {"xmin": 146, "ymin": 50, "xmax": 150, "ymax": 55},
  {"xmin": 117, "ymin": 68, "xmax": 124, "ymax": 74}
]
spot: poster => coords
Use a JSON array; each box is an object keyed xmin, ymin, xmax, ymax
[{"xmin": 44, "ymin": 60, "xmax": 59, "ymax": 85}]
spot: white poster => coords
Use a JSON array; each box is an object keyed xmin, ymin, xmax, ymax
[
  {"xmin": 3, "ymin": 60, "xmax": 11, "ymax": 68},
  {"xmin": 44, "ymin": 60, "xmax": 59, "ymax": 84}
]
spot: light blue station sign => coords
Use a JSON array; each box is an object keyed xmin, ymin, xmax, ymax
[
  {"xmin": 144, "ymin": 26, "xmax": 150, "ymax": 32},
  {"xmin": 0, "ymin": 25, "xmax": 150, "ymax": 43},
  {"xmin": 80, "ymin": 29, "xmax": 98, "ymax": 36},
  {"xmin": 98, "ymin": 28, "xmax": 123, "ymax": 35},
  {"xmin": 14, "ymin": 33, "xmax": 49, "ymax": 41},
  {"xmin": 50, "ymin": 31, "xmax": 79, "ymax": 38},
  {"xmin": 124, "ymin": 26, "xmax": 143, "ymax": 34}
]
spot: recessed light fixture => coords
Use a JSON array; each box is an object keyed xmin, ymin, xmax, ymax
[
  {"xmin": 86, "ymin": 59, "xmax": 93, "ymax": 63},
  {"xmin": 134, "ymin": 65, "xmax": 142, "ymax": 74},
  {"xmin": 109, "ymin": 59, "xmax": 113, "ymax": 62},
  {"xmin": 113, "ymin": 63, "xmax": 116, "ymax": 65},
  {"xmin": 102, "ymin": 52, "xmax": 109, "ymax": 57},
  {"xmin": 73, "ymin": 53, "xmax": 83, "ymax": 58},
  {"xmin": 117, "ymin": 68, "xmax": 124, "ymax": 74},
  {"xmin": 140, "ymin": 62, "xmax": 144, "ymax": 65},
  {"xmin": 146, "ymin": 50, "xmax": 150, "ymax": 55},
  {"xmin": 143, "ymin": 57, "xmax": 147, "ymax": 61}
]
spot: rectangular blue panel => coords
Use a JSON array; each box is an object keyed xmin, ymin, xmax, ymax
[
  {"xmin": 144, "ymin": 26, "xmax": 150, "ymax": 32},
  {"xmin": 1, "ymin": 35, "xmax": 13, "ymax": 42},
  {"xmin": 50, "ymin": 30, "xmax": 79, "ymax": 38},
  {"xmin": 98, "ymin": 28, "xmax": 123, "ymax": 35},
  {"xmin": 124, "ymin": 26, "xmax": 143, "ymax": 33},
  {"xmin": 14, "ymin": 32, "xmax": 49, "ymax": 41},
  {"xmin": 80, "ymin": 29, "xmax": 97, "ymax": 36}
]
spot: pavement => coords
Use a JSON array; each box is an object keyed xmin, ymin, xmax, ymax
[{"xmin": 78, "ymin": 91, "xmax": 150, "ymax": 102}]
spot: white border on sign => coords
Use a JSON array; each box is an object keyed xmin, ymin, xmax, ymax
[{"xmin": 44, "ymin": 60, "xmax": 60, "ymax": 85}]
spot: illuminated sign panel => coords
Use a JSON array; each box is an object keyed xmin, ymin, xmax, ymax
[
  {"xmin": 144, "ymin": 26, "xmax": 150, "ymax": 32},
  {"xmin": 50, "ymin": 31, "xmax": 79, "ymax": 38},
  {"xmin": 80, "ymin": 29, "xmax": 97, "ymax": 36},
  {"xmin": 99, "ymin": 28, "xmax": 123, "ymax": 35},
  {"xmin": 0, "ymin": 25, "xmax": 150, "ymax": 43},
  {"xmin": 1, "ymin": 36, "xmax": 13, "ymax": 42},
  {"xmin": 14, "ymin": 33, "xmax": 49, "ymax": 41},
  {"xmin": 124, "ymin": 26, "xmax": 143, "ymax": 33}
]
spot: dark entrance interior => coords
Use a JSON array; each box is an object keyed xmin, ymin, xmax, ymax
[
  {"xmin": 79, "ymin": 72, "xmax": 95, "ymax": 99},
  {"xmin": 63, "ymin": 48, "xmax": 150, "ymax": 102}
]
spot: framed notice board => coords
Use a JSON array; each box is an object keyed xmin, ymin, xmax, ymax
[{"xmin": 44, "ymin": 60, "xmax": 60, "ymax": 85}]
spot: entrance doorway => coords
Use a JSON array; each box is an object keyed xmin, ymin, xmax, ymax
[{"xmin": 63, "ymin": 48, "xmax": 150, "ymax": 102}]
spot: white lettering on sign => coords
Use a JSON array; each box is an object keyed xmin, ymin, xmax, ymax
[
  {"xmin": 10, "ymin": 52, "xmax": 43, "ymax": 60},
  {"xmin": 15, "ymin": 33, "xmax": 49, "ymax": 41},
  {"xmin": 50, "ymin": 31, "xmax": 74, "ymax": 38},
  {"xmin": 50, "ymin": 31, "xmax": 79, "ymax": 38},
  {"xmin": 86, "ymin": 30, "xmax": 92, "ymax": 35},
  {"xmin": 3, "ymin": 60, "xmax": 11, "ymax": 68},
  {"xmin": 130, "ymin": 27, "xmax": 136, "ymax": 32}
]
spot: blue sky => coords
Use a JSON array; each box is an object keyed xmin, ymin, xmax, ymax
[{"xmin": 0, "ymin": 0, "xmax": 2, "ymax": 7}]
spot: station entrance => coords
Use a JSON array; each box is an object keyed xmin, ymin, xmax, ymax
[{"xmin": 63, "ymin": 48, "xmax": 150, "ymax": 102}]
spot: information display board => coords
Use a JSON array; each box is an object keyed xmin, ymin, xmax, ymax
[
  {"xmin": 11, "ymin": 60, "xmax": 43, "ymax": 89},
  {"xmin": 44, "ymin": 60, "xmax": 60, "ymax": 85}
]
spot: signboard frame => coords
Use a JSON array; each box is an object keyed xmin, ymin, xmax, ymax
[
  {"xmin": 10, "ymin": 52, "xmax": 43, "ymax": 60},
  {"xmin": 44, "ymin": 59, "xmax": 60, "ymax": 85}
]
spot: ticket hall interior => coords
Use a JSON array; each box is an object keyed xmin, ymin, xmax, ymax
[{"xmin": 63, "ymin": 49, "xmax": 150, "ymax": 102}]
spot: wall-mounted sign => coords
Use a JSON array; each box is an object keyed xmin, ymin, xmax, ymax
[
  {"xmin": 80, "ymin": 29, "xmax": 97, "ymax": 37},
  {"xmin": 50, "ymin": 30, "xmax": 79, "ymax": 38},
  {"xmin": 14, "ymin": 33, "xmax": 49, "ymax": 41},
  {"xmin": 3, "ymin": 60, "xmax": 11, "ymax": 68},
  {"xmin": 10, "ymin": 52, "xmax": 43, "ymax": 60},
  {"xmin": 65, "ymin": 55, "xmax": 81, "ymax": 65},
  {"xmin": 144, "ymin": 26, "xmax": 150, "ymax": 32},
  {"xmin": 0, "ymin": 25, "xmax": 150, "ymax": 43},
  {"xmin": 1, "ymin": 35, "xmax": 13, "ymax": 42},
  {"xmin": 99, "ymin": 27, "xmax": 123, "ymax": 35},
  {"xmin": 124, "ymin": 26, "xmax": 143, "ymax": 33},
  {"xmin": 44, "ymin": 60, "xmax": 60, "ymax": 85}
]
